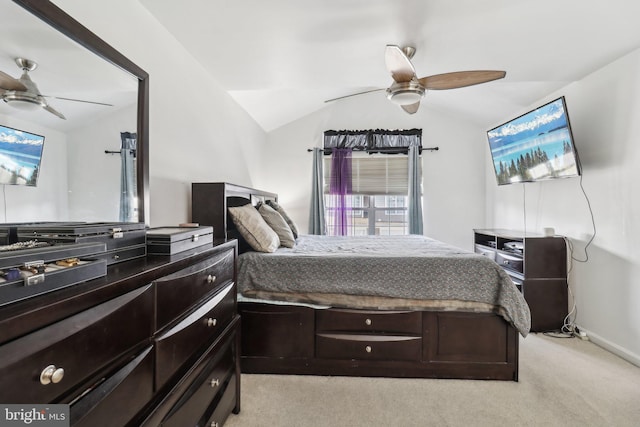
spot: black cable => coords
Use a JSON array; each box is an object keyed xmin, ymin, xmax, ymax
[{"xmin": 571, "ymin": 173, "xmax": 596, "ymax": 263}]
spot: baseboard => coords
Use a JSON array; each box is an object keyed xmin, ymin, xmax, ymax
[{"xmin": 580, "ymin": 327, "xmax": 640, "ymax": 368}]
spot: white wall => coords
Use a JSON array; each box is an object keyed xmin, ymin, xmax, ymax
[
  {"xmin": 486, "ymin": 49, "xmax": 640, "ymax": 365},
  {"xmin": 54, "ymin": 0, "xmax": 267, "ymax": 227},
  {"xmin": 260, "ymin": 93, "xmax": 485, "ymax": 251},
  {"xmin": 0, "ymin": 113, "xmax": 68, "ymax": 222}
]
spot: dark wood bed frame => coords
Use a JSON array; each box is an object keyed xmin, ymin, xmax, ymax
[{"xmin": 192, "ymin": 182, "xmax": 520, "ymax": 381}]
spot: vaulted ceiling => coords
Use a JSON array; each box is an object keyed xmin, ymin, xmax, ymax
[
  {"xmin": 3, "ymin": 1, "xmax": 640, "ymax": 133},
  {"xmin": 139, "ymin": 0, "xmax": 640, "ymax": 132}
]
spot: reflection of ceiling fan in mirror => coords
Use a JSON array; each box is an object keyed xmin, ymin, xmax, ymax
[
  {"xmin": 325, "ymin": 45, "xmax": 507, "ymax": 114},
  {"xmin": 0, "ymin": 58, "xmax": 113, "ymax": 120}
]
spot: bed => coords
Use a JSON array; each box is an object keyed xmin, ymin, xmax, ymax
[{"xmin": 191, "ymin": 182, "xmax": 530, "ymax": 381}]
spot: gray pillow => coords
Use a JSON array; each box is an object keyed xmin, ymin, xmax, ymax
[
  {"xmin": 258, "ymin": 203, "xmax": 296, "ymax": 248},
  {"xmin": 228, "ymin": 204, "xmax": 280, "ymax": 252},
  {"xmin": 266, "ymin": 200, "xmax": 299, "ymax": 238}
]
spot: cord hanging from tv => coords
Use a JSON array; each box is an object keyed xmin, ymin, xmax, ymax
[{"xmin": 487, "ymin": 96, "xmax": 581, "ymax": 185}]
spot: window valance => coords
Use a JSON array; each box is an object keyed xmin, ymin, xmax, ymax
[{"xmin": 323, "ymin": 129, "xmax": 422, "ymax": 154}]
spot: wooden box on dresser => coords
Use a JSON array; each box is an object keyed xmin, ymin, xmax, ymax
[
  {"xmin": 473, "ymin": 229, "xmax": 568, "ymax": 332},
  {"xmin": 0, "ymin": 239, "xmax": 240, "ymax": 427}
]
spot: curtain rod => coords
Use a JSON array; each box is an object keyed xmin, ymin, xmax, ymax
[
  {"xmin": 105, "ymin": 149, "xmax": 136, "ymax": 155},
  {"xmin": 306, "ymin": 146, "xmax": 439, "ymax": 153}
]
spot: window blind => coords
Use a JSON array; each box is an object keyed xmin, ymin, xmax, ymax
[{"xmin": 323, "ymin": 153, "xmax": 417, "ymax": 196}]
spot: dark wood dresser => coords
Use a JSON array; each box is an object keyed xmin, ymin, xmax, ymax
[{"xmin": 0, "ymin": 239, "xmax": 240, "ymax": 427}]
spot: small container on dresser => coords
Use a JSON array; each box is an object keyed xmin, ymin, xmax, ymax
[{"xmin": 146, "ymin": 226, "xmax": 214, "ymax": 255}]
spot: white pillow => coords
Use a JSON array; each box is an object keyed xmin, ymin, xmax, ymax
[
  {"xmin": 258, "ymin": 203, "xmax": 296, "ymax": 248},
  {"xmin": 228, "ymin": 204, "xmax": 280, "ymax": 252}
]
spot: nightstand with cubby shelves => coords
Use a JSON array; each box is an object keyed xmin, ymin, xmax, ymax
[{"xmin": 473, "ymin": 229, "xmax": 568, "ymax": 332}]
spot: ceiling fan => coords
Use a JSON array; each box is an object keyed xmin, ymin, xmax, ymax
[
  {"xmin": 0, "ymin": 58, "xmax": 113, "ymax": 120},
  {"xmin": 325, "ymin": 45, "xmax": 506, "ymax": 114}
]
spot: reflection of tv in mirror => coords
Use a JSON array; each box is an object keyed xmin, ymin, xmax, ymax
[
  {"xmin": 487, "ymin": 96, "xmax": 581, "ymax": 186},
  {"xmin": 0, "ymin": 124, "xmax": 45, "ymax": 186}
]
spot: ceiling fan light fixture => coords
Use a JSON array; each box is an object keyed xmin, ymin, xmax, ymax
[
  {"xmin": 2, "ymin": 91, "xmax": 45, "ymax": 111},
  {"xmin": 386, "ymin": 81, "xmax": 425, "ymax": 106},
  {"xmin": 387, "ymin": 89, "xmax": 424, "ymax": 105}
]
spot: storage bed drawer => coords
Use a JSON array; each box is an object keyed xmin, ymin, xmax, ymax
[
  {"xmin": 316, "ymin": 309, "xmax": 422, "ymax": 334},
  {"xmin": 316, "ymin": 333, "xmax": 422, "ymax": 361}
]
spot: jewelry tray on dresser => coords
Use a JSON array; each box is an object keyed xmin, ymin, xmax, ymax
[{"xmin": 0, "ymin": 241, "xmax": 107, "ymax": 306}]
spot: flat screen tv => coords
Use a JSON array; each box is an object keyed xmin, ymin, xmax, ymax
[
  {"xmin": 487, "ymin": 96, "xmax": 581, "ymax": 185},
  {"xmin": 0, "ymin": 124, "xmax": 45, "ymax": 186}
]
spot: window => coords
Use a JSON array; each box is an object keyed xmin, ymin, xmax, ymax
[{"xmin": 323, "ymin": 153, "xmax": 418, "ymax": 236}]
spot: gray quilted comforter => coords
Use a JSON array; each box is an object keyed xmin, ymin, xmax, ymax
[{"xmin": 237, "ymin": 234, "xmax": 531, "ymax": 336}]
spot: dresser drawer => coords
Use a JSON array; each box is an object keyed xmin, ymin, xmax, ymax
[
  {"xmin": 204, "ymin": 373, "xmax": 238, "ymax": 427},
  {"xmin": 155, "ymin": 248, "xmax": 234, "ymax": 331},
  {"xmin": 71, "ymin": 346, "xmax": 154, "ymax": 427},
  {"xmin": 155, "ymin": 283, "xmax": 236, "ymax": 389},
  {"xmin": 0, "ymin": 285, "xmax": 153, "ymax": 403},
  {"xmin": 316, "ymin": 309, "xmax": 422, "ymax": 334},
  {"xmin": 316, "ymin": 333, "xmax": 422, "ymax": 361},
  {"xmin": 161, "ymin": 330, "xmax": 236, "ymax": 427}
]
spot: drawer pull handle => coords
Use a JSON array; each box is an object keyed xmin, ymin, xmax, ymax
[
  {"xmin": 365, "ymin": 345, "xmax": 372, "ymax": 353},
  {"xmin": 207, "ymin": 274, "xmax": 216, "ymax": 284},
  {"xmin": 206, "ymin": 318, "xmax": 217, "ymax": 327},
  {"xmin": 211, "ymin": 422, "xmax": 219, "ymax": 427},
  {"xmin": 40, "ymin": 365, "xmax": 64, "ymax": 385},
  {"xmin": 365, "ymin": 318, "xmax": 372, "ymax": 326},
  {"xmin": 210, "ymin": 378, "xmax": 220, "ymax": 387}
]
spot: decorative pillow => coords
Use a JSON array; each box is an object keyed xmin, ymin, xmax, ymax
[
  {"xmin": 228, "ymin": 204, "xmax": 280, "ymax": 253},
  {"xmin": 265, "ymin": 200, "xmax": 299, "ymax": 238},
  {"xmin": 258, "ymin": 203, "xmax": 296, "ymax": 248}
]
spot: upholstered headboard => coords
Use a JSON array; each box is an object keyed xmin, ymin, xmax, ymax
[{"xmin": 191, "ymin": 182, "xmax": 278, "ymax": 248}]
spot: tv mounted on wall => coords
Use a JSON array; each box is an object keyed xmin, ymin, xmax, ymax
[
  {"xmin": 0, "ymin": 124, "xmax": 45, "ymax": 186},
  {"xmin": 487, "ymin": 96, "xmax": 581, "ymax": 185}
]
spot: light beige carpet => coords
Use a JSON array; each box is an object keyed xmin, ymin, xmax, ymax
[{"xmin": 224, "ymin": 334, "xmax": 640, "ymax": 426}]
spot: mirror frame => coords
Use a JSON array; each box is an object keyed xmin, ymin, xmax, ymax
[{"xmin": 13, "ymin": 0, "xmax": 150, "ymax": 224}]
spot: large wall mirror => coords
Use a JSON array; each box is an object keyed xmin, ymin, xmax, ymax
[{"xmin": 0, "ymin": 0, "xmax": 149, "ymax": 224}]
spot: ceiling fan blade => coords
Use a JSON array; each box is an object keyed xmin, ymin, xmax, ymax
[
  {"xmin": 324, "ymin": 88, "xmax": 385, "ymax": 103},
  {"xmin": 0, "ymin": 70, "xmax": 27, "ymax": 91},
  {"xmin": 44, "ymin": 95, "xmax": 113, "ymax": 107},
  {"xmin": 43, "ymin": 104, "xmax": 66, "ymax": 120},
  {"xmin": 419, "ymin": 70, "xmax": 506, "ymax": 90},
  {"xmin": 401, "ymin": 102, "xmax": 420, "ymax": 114},
  {"xmin": 385, "ymin": 45, "xmax": 415, "ymax": 83}
]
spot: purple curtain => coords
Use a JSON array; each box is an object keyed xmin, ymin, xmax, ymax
[{"xmin": 329, "ymin": 148, "xmax": 352, "ymax": 236}]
